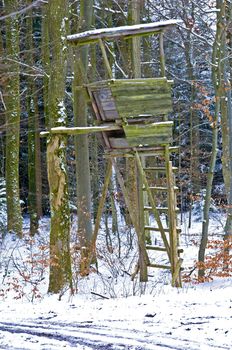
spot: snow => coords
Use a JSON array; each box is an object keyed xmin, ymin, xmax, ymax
[
  {"xmin": 0, "ymin": 215, "xmax": 231, "ymax": 349},
  {"xmin": 67, "ymin": 20, "xmax": 181, "ymax": 44},
  {"xmin": 0, "ymin": 278, "xmax": 231, "ymax": 349}
]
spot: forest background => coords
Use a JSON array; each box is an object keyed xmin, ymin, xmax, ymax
[{"xmin": 0, "ymin": 0, "xmax": 231, "ymax": 295}]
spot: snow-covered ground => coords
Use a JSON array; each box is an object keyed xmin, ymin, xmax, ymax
[
  {"xmin": 0, "ymin": 213, "xmax": 231, "ymax": 349},
  {"xmin": 0, "ymin": 278, "xmax": 231, "ymax": 349}
]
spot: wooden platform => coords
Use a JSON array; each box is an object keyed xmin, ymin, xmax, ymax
[{"xmin": 82, "ymin": 78, "xmax": 174, "ymax": 150}]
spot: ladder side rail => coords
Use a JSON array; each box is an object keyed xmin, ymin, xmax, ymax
[{"xmin": 135, "ymin": 151, "xmax": 171, "ymax": 261}]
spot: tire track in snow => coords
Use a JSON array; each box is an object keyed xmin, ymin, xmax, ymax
[{"xmin": 0, "ymin": 321, "xmax": 230, "ymax": 350}]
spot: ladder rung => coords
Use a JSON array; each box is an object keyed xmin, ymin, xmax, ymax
[
  {"xmin": 146, "ymin": 245, "xmax": 184, "ymax": 254},
  {"xmin": 137, "ymin": 146, "xmax": 179, "ymax": 155},
  {"xmin": 148, "ymin": 263, "xmax": 184, "ymax": 271},
  {"xmin": 144, "ymin": 206, "xmax": 180, "ymax": 213},
  {"xmin": 144, "ymin": 226, "xmax": 181, "ymax": 233},
  {"xmin": 148, "ymin": 263, "xmax": 171, "ymax": 270},
  {"xmin": 143, "ymin": 167, "xmax": 178, "ymax": 172},
  {"xmin": 146, "ymin": 245, "xmax": 167, "ymax": 252},
  {"xmin": 143, "ymin": 186, "xmax": 178, "ymax": 192}
]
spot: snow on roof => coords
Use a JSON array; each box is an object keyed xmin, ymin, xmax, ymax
[{"xmin": 67, "ymin": 20, "xmax": 181, "ymax": 45}]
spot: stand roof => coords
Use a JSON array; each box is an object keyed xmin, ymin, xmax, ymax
[{"xmin": 67, "ymin": 19, "xmax": 180, "ymax": 46}]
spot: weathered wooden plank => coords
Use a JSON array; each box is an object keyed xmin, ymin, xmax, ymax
[
  {"xmin": 112, "ymin": 86, "xmax": 172, "ymax": 96},
  {"xmin": 117, "ymin": 106, "xmax": 172, "ymax": 118},
  {"xmin": 111, "ymin": 84, "xmax": 172, "ymax": 94},
  {"xmin": 109, "ymin": 135, "xmax": 172, "ymax": 149},
  {"xmin": 111, "ymin": 77, "xmax": 172, "ymax": 85},
  {"xmin": 67, "ymin": 20, "xmax": 180, "ymax": 45},
  {"xmin": 123, "ymin": 121, "xmax": 173, "ymax": 146},
  {"xmin": 85, "ymin": 77, "xmax": 173, "ymax": 88},
  {"xmin": 103, "ymin": 110, "xmax": 172, "ymax": 121},
  {"xmin": 123, "ymin": 121, "xmax": 173, "ymax": 134},
  {"xmin": 126, "ymin": 135, "xmax": 172, "ymax": 146},
  {"xmin": 114, "ymin": 93, "xmax": 171, "ymax": 101},
  {"xmin": 108, "ymin": 137, "xmax": 129, "ymax": 149},
  {"xmin": 91, "ymin": 92, "xmax": 107, "ymax": 121},
  {"xmin": 97, "ymin": 88, "xmax": 113, "ymax": 99},
  {"xmin": 40, "ymin": 124, "xmax": 121, "ymax": 137},
  {"xmin": 101, "ymin": 100, "xmax": 117, "ymax": 110},
  {"xmin": 115, "ymin": 93, "xmax": 172, "ymax": 104},
  {"xmin": 116, "ymin": 100, "xmax": 172, "ymax": 111},
  {"xmin": 103, "ymin": 112, "xmax": 121, "ymax": 121}
]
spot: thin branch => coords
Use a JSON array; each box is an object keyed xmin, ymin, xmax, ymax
[
  {"xmin": 0, "ymin": 90, "xmax": 6, "ymax": 110},
  {"xmin": 0, "ymin": 0, "xmax": 47, "ymax": 21},
  {"xmin": 91, "ymin": 291, "xmax": 109, "ymax": 299}
]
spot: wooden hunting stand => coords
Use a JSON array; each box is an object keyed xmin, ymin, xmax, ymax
[{"xmin": 42, "ymin": 20, "xmax": 183, "ymax": 287}]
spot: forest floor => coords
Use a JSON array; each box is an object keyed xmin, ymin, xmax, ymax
[{"xmin": 0, "ymin": 213, "xmax": 231, "ymax": 349}]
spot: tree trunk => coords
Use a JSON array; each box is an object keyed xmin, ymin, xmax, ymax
[
  {"xmin": 73, "ymin": 0, "xmax": 93, "ymax": 274},
  {"xmin": 41, "ymin": 3, "xmax": 50, "ymax": 127},
  {"xmin": 198, "ymin": 0, "xmax": 225, "ymax": 278},
  {"xmin": 26, "ymin": 0, "xmax": 39, "ymax": 235},
  {"xmin": 4, "ymin": 0, "xmax": 23, "ymax": 236},
  {"xmin": 47, "ymin": 0, "xmax": 72, "ymax": 294},
  {"xmin": 221, "ymin": 0, "xmax": 232, "ymax": 259}
]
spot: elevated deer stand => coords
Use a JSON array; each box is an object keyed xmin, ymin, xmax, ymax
[{"xmin": 42, "ymin": 20, "xmax": 183, "ymax": 287}]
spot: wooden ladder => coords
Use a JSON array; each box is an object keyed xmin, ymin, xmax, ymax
[{"xmin": 134, "ymin": 147, "xmax": 183, "ymax": 287}]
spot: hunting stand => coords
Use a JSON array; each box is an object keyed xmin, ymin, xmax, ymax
[{"xmin": 42, "ymin": 20, "xmax": 183, "ymax": 287}]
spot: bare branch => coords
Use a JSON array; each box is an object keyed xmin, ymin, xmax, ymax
[
  {"xmin": 0, "ymin": 0, "xmax": 47, "ymax": 21},
  {"xmin": 0, "ymin": 90, "xmax": 6, "ymax": 110}
]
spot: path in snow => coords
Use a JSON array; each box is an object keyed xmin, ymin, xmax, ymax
[{"xmin": 0, "ymin": 311, "xmax": 230, "ymax": 350}]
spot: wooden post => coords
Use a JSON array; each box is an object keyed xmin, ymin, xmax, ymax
[
  {"xmin": 165, "ymin": 145, "xmax": 181, "ymax": 287},
  {"xmin": 98, "ymin": 39, "xmax": 113, "ymax": 79},
  {"xmin": 159, "ymin": 32, "xmax": 166, "ymax": 77}
]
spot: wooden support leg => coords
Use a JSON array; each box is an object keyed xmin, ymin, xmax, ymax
[
  {"xmin": 88, "ymin": 160, "xmax": 112, "ymax": 266},
  {"xmin": 137, "ymin": 158, "xmax": 148, "ymax": 282},
  {"xmin": 113, "ymin": 159, "xmax": 149, "ymax": 282},
  {"xmin": 165, "ymin": 145, "xmax": 181, "ymax": 287}
]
